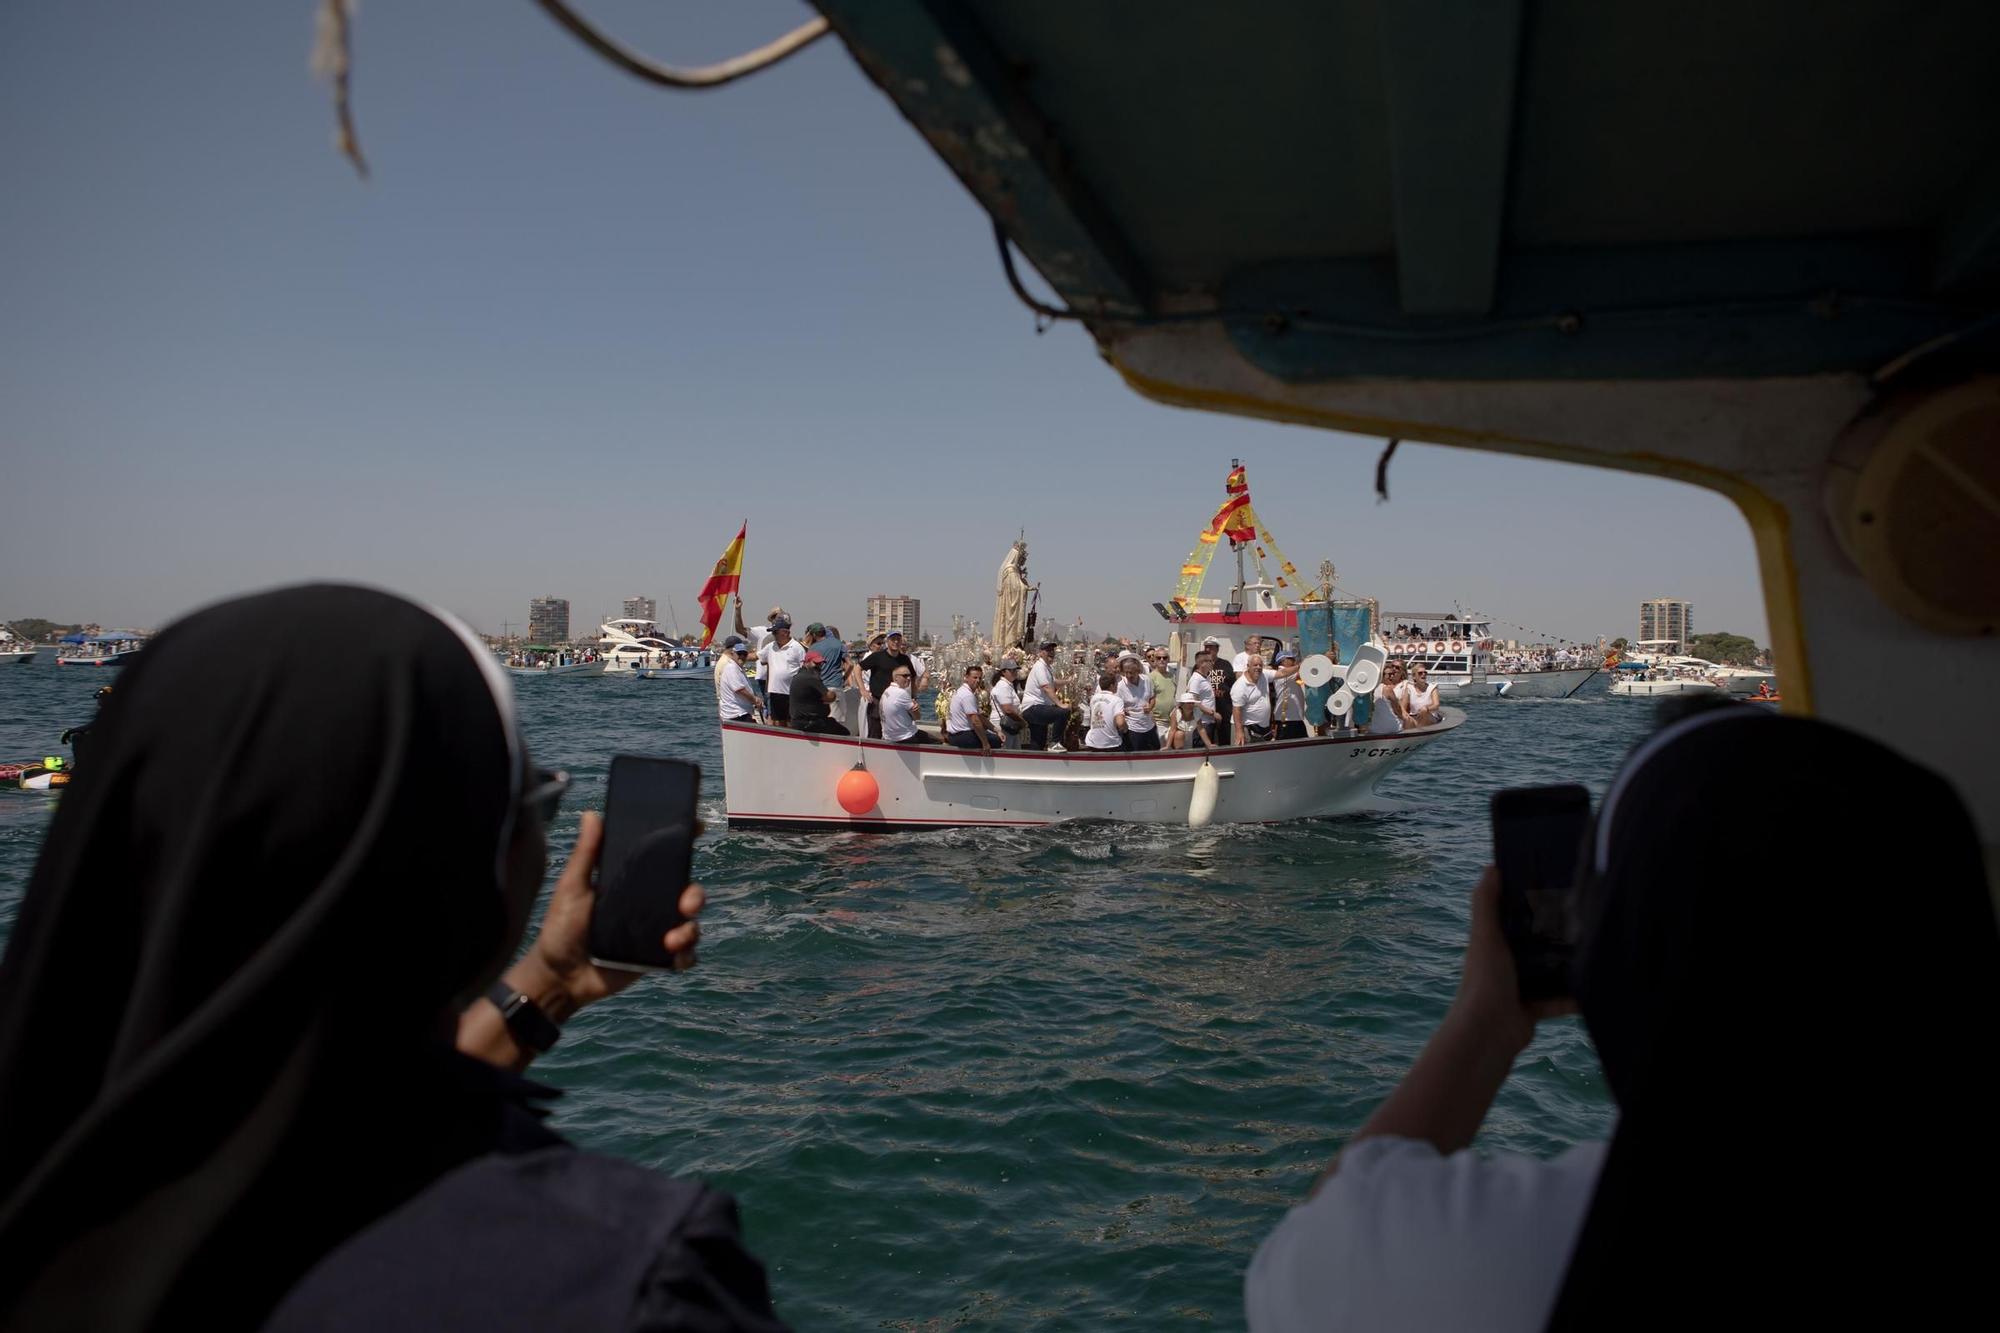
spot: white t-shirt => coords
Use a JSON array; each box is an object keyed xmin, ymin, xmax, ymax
[
  {"xmin": 988, "ymin": 676, "xmax": 1020, "ymax": 735},
  {"xmin": 1369, "ymin": 684, "xmax": 1404, "ymax": 734},
  {"xmin": 1401, "ymin": 680, "xmax": 1440, "ymax": 718},
  {"xmin": 1115, "ymin": 675, "xmax": 1156, "ymax": 732},
  {"xmin": 947, "ymin": 683, "xmax": 982, "ymax": 735},
  {"xmin": 1023, "ymin": 657, "xmax": 1060, "ymax": 710},
  {"xmin": 1233, "ymin": 650, "xmax": 1252, "ymax": 674},
  {"xmin": 716, "ymin": 658, "xmax": 755, "ymax": 720},
  {"xmin": 1246, "ymin": 1136, "xmax": 1607, "ymax": 1333},
  {"xmin": 881, "ymin": 682, "xmax": 917, "ymax": 742},
  {"xmin": 1231, "ymin": 675, "xmax": 1274, "ymax": 729},
  {"xmin": 758, "ymin": 639, "xmax": 806, "ymax": 697},
  {"xmin": 1187, "ymin": 671, "xmax": 1217, "ymax": 717},
  {"xmin": 1084, "ymin": 689, "xmax": 1124, "ymax": 749}
]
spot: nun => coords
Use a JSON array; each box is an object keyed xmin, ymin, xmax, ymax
[
  {"xmin": 1246, "ymin": 706, "xmax": 1997, "ymax": 1330},
  {"xmin": 0, "ymin": 585, "xmax": 788, "ymax": 1331}
]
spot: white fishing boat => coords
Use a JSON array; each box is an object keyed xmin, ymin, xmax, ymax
[
  {"xmin": 1608, "ymin": 667, "xmax": 1720, "ymax": 697},
  {"xmin": 721, "ymin": 709, "xmax": 1463, "ymax": 831},
  {"xmin": 506, "ymin": 659, "xmax": 606, "ymax": 680},
  {"xmin": 55, "ymin": 632, "xmax": 144, "ymax": 667},
  {"xmin": 1653, "ymin": 655, "xmax": 1776, "ymax": 696},
  {"xmin": 1381, "ymin": 614, "xmax": 1601, "ymax": 698},
  {"xmin": 0, "ymin": 629, "xmax": 35, "ymax": 665},
  {"xmin": 635, "ymin": 657, "xmax": 713, "ymax": 681}
]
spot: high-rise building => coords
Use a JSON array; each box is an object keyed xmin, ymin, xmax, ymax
[
  {"xmin": 528, "ymin": 596, "xmax": 570, "ymax": 644},
  {"xmin": 622, "ymin": 596, "xmax": 657, "ymax": 623},
  {"xmin": 865, "ymin": 594, "xmax": 921, "ymax": 643},
  {"xmin": 1638, "ymin": 598, "xmax": 1693, "ymax": 653}
]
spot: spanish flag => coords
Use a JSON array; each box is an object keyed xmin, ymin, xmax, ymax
[{"xmin": 696, "ymin": 523, "xmax": 746, "ymax": 648}]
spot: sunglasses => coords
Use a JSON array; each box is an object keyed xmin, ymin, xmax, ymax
[
  {"xmin": 522, "ymin": 768, "xmax": 570, "ymax": 825},
  {"xmin": 893, "ymin": 671, "xmax": 913, "ymax": 679}
]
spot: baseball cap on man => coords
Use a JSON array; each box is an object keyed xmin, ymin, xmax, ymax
[
  {"xmin": 721, "ymin": 635, "xmax": 748, "ymax": 650},
  {"xmin": 1039, "ymin": 639, "xmax": 1059, "ymax": 650},
  {"xmin": 1202, "ymin": 636, "xmax": 1222, "ymax": 648},
  {"xmin": 771, "ymin": 617, "xmax": 792, "ymax": 630},
  {"xmin": 802, "ymin": 651, "xmax": 824, "ymax": 665},
  {"xmin": 886, "ymin": 629, "xmax": 905, "ymax": 639},
  {"xmin": 805, "ymin": 622, "xmax": 826, "ymax": 636}
]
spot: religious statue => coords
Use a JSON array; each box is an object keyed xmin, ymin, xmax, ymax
[{"xmin": 994, "ymin": 537, "xmax": 1031, "ymax": 654}]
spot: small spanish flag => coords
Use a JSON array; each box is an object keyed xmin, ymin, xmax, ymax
[{"xmin": 696, "ymin": 523, "xmax": 746, "ymax": 648}]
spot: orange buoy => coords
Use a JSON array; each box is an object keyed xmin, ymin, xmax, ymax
[{"xmin": 836, "ymin": 765, "xmax": 879, "ymax": 815}]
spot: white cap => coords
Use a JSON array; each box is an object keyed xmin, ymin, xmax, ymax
[
  {"xmin": 1117, "ymin": 650, "xmax": 1141, "ymax": 663},
  {"xmin": 1202, "ymin": 636, "xmax": 1222, "ymax": 647},
  {"xmin": 1178, "ymin": 691, "xmax": 1198, "ymax": 704}
]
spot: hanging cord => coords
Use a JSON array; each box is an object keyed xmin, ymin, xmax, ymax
[
  {"xmin": 311, "ymin": 0, "xmax": 367, "ymax": 179},
  {"xmin": 532, "ymin": 0, "xmax": 830, "ymax": 90},
  {"xmin": 993, "ymin": 221, "xmax": 1084, "ymax": 333},
  {"xmin": 1374, "ymin": 438, "xmax": 1400, "ymax": 503}
]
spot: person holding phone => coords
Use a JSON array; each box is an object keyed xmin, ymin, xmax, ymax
[
  {"xmin": 1245, "ymin": 708, "xmax": 1997, "ymax": 1332},
  {"xmin": 0, "ymin": 586, "xmax": 787, "ymax": 1331}
]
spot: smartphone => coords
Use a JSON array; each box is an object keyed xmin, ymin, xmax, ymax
[
  {"xmin": 587, "ymin": 755, "xmax": 701, "ymax": 972},
  {"xmin": 1490, "ymin": 784, "xmax": 1592, "ymax": 1002}
]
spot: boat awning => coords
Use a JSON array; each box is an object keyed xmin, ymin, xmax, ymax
[{"xmin": 815, "ymin": 0, "xmax": 1998, "ymax": 378}]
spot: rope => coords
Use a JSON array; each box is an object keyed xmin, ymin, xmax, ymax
[{"xmin": 532, "ymin": 0, "xmax": 830, "ymax": 90}]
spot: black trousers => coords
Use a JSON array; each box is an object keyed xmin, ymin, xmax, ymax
[
  {"xmin": 767, "ymin": 694, "xmax": 792, "ymax": 725},
  {"xmin": 946, "ymin": 729, "xmax": 990, "ymax": 750},
  {"xmin": 1023, "ymin": 703, "xmax": 1069, "ymax": 749},
  {"xmin": 1275, "ymin": 720, "xmax": 1309, "ymax": 740},
  {"xmin": 797, "ymin": 718, "xmax": 850, "ymax": 736},
  {"xmin": 1123, "ymin": 729, "xmax": 1162, "ymax": 752}
]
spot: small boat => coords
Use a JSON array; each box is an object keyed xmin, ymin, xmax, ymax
[
  {"xmin": 0, "ymin": 628, "xmax": 35, "ymax": 665},
  {"xmin": 597, "ymin": 619, "xmax": 680, "ymax": 674},
  {"xmin": 1608, "ymin": 666, "xmax": 1721, "ymax": 697},
  {"xmin": 55, "ymin": 631, "xmax": 145, "ymax": 667},
  {"xmin": 721, "ymin": 710, "xmax": 1463, "ymax": 831},
  {"xmin": 1, "ymin": 759, "xmax": 71, "ymax": 792},
  {"xmin": 501, "ymin": 645, "xmax": 607, "ymax": 679}
]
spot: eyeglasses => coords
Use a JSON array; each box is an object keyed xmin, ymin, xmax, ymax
[
  {"xmin": 892, "ymin": 671, "xmax": 912, "ymax": 680},
  {"xmin": 522, "ymin": 768, "xmax": 570, "ymax": 825}
]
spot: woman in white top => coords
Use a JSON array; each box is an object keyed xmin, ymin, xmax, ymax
[
  {"xmin": 987, "ymin": 660, "xmax": 1024, "ymax": 750},
  {"xmin": 1247, "ymin": 708, "xmax": 1998, "ymax": 1331},
  {"xmin": 1399, "ymin": 662, "xmax": 1442, "ymax": 726},
  {"xmin": 1365, "ymin": 660, "xmax": 1409, "ymax": 735},
  {"xmin": 1083, "ymin": 670, "xmax": 1125, "ymax": 750}
]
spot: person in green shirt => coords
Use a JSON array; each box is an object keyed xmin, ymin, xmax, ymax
[{"xmin": 1147, "ymin": 648, "xmax": 1177, "ymax": 732}]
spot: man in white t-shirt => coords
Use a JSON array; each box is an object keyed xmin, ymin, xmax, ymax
[
  {"xmin": 1230, "ymin": 654, "xmax": 1275, "ymax": 745},
  {"xmin": 1177, "ymin": 649, "xmax": 1220, "ymax": 748},
  {"xmin": 879, "ymin": 662, "xmax": 930, "ymax": 743},
  {"xmin": 1020, "ymin": 639, "xmax": 1071, "ymax": 751},
  {"xmin": 946, "ymin": 665, "xmax": 996, "ymax": 752},
  {"xmin": 988, "ymin": 659, "xmax": 1026, "ymax": 749},
  {"xmin": 1115, "ymin": 652, "xmax": 1159, "ymax": 752},
  {"xmin": 714, "ymin": 636, "xmax": 758, "ymax": 722},
  {"xmin": 1271, "ymin": 650, "xmax": 1309, "ymax": 740},
  {"xmin": 756, "ymin": 618, "xmax": 806, "ymax": 726}
]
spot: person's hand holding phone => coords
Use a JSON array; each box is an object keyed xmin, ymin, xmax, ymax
[
  {"xmin": 532, "ymin": 811, "xmax": 705, "ymax": 1008},
  {"xmin": 1450, "ymin": 865, "xmax": 1577, "ymax": 1056}
]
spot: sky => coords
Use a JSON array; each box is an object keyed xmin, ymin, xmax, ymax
[{"xmin": 0, "ymin": 1, "xmax": 1769, "ymax": 647}]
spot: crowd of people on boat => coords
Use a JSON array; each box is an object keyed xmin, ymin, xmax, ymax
[
  {"xmin": 9, "ymin": 585, "xmax": 1984, "ymax": 1330},
  {"xmin": 713, "ymin": 620, "xmax": 1445, "ymax": 748},
  {"xmin": 504, "ymin": 647, "xmax": 601, "ymax": 669}
]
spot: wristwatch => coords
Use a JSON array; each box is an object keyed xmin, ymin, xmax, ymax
[{"xmin": 486, "ymin": 980, "xmax": 562, "ymax": 1054}]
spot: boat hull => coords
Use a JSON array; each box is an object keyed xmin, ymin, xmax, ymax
[
  {"xmin": 1609, "ymin": 679, "xmax": 1718, "ymax": 697},
  {"xmin": 56, "ymin": 654, "xmax": 133, "ymax": 667},
  {"xmin": 0, "ymin": 651, "xmax": 35, "ymax": 665},
  {"xmin": 721, "ymin": 709, "xmax": 1464, "ymax": 830},
  {"xmin": 506, "ymin": 661, "xmax": 607, "ymax": 679},
  {"xmin": 1476, "ymin": 667, "xmax": 1601, "ymax": 698}
]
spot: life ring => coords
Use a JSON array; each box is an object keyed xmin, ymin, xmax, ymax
[
  {"xmin": 1431, "ymin": 640, "xmax": 1448, "ymax": 654},
  {"xmin": 1450, "ymin": 639, "xmax": 1465, "ymax": 653}
]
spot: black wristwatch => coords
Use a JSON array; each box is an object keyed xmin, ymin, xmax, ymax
[{"xmin": 486, "ymin": 980, "xmax": 562, "ymax": 1054}]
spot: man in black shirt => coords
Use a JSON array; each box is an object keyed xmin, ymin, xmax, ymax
[
  {"xmin": 789, "ymin": 651, "xmax": 849, "ymax": 734},
  {"xmin": 859, "ymin": 630, "xmax": 916, "ymax": 738},
  {"xmin": 1206, "ymin": 635, "xmax": 1236, "ymax": 737}
]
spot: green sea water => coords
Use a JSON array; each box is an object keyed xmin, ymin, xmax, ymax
[{"xmin": 0, "ymin": 660, "xmax": 1648, "ymax": 1328}]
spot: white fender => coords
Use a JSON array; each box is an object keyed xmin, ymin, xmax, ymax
[{"xmin": 1187, "ymin": 759, "xmax": 1219, "ymax": 827}]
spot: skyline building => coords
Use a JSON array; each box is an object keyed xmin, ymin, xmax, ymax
[
  {"xmin": 1638, "ymin": 597, "xmax": 1693, "ymax": 653},
  {"xmin": 528, "ymin": 596, "xmax": 570, "ymax": 644},
  {"xmin": 622, "ymin": 595, "xmax": 657, "ymax": 623},
  {"xmin": 865, "ymin": 594, "xmax": 922, "ymax": 643}
]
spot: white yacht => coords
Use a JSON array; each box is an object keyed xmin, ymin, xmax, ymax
[
  {"xmin": 1609, "ymin": 666, "xmax": 1722, "ymax": 697},
  {"xmin": 1380, "ymin": 611, "xmax": 1602, "ymax": 699},
  {"xmin": 0, "ymin": 628, "xmax": 35, "ymax": 665},
  {"xmin": 597, "ymin": 619, "xmax": 680, "ymax": 673}
]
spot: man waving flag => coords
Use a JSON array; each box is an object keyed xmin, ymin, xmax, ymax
[{"xmin": 696, "ymin": 522, "xmax": 747, "ymax": 648}]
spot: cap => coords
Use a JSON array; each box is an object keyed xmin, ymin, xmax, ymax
[
  {"xmin": 802, "ymin": 650, "xmax": 824, "ymax": 665},
  {"xmin": 771, "ymin": 616, "xmax": 792, "ymax": 629},
  {"xmin": 1277, "ymin": 651, "xmax": 1299, "ymax": 663},
  {"xmin": 1039, "ymin": 638, "xmax": 1059, "ymax": 650},
  {"xmin": 721, "ymin": 635, "xmax": 747, "ymax": 650},
  {"xmin": 1202, "ymin": 636, "xmax": 1222, "ymax": 648},
  {"xmin": 805, "ymin": 622, "xmax": 826, "ymax": 635},
  {"xmin": 1117, "ymin": 650, "xmax": 1141, "ymax": 663},
  {"xmin": 997, "ymin": 657, "xmax": 1020, "ymax": 672},
  {"xmin": 886, "ymin": 629, "xmax": 905, "ymax": 638}
]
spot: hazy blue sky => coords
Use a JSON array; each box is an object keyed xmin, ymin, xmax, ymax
[{"xmin": 1, "ymin": 1, "xmax": 1768, "ymax": 645}]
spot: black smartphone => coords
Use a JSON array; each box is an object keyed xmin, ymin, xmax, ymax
[
  {"xmin": 588, "ymin": 755, "xmax": 701, "ymax": 972},
  {"xmin": 1490, "ymin": 784, "xmax": 1592, "ymax": 1002}
]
